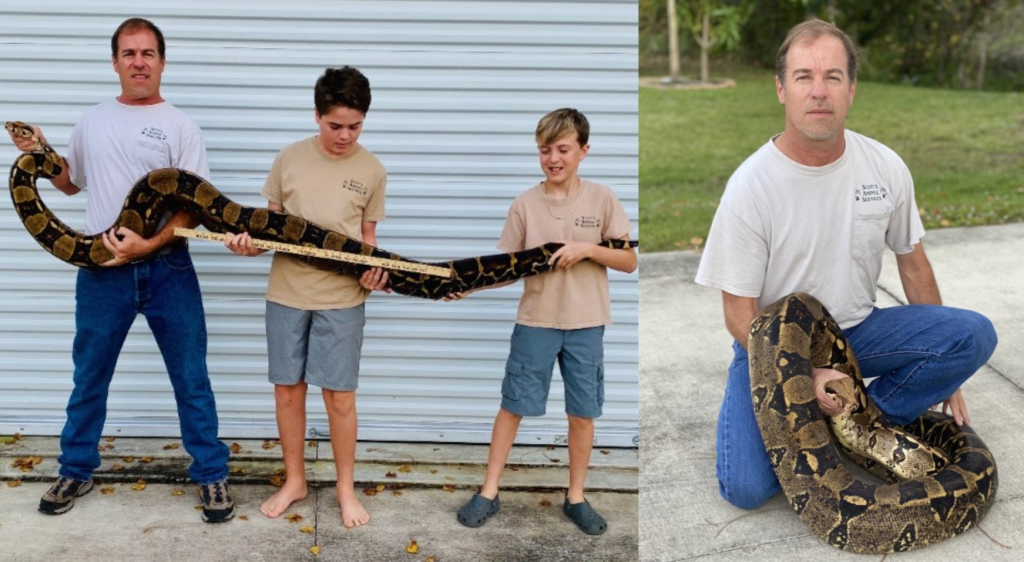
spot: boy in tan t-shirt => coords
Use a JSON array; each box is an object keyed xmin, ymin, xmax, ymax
[
  {"xmin": 448, "ymin": 108, "xmax": 637, "ymax": 535},
  {"xmin": 224, "ymin": 66, "xmax": 389, "ymax": 528}
]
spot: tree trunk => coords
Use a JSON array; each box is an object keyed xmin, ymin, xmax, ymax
[
  {"xmin": 977, "ymin": 8, "xmax": 991, "ymax": 90},
  {"xmin": 700, "ymin": 12, "xmax": 710, "ymax": 83},
  {"xmin": 668, "ymin": 0, "xmax": 680, "ymax": 82}
]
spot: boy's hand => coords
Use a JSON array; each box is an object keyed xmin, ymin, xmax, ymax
[
  {"xmin": 360, "ymin": 267, "xmax": 391, "ymax": 293},
  {"xmin": 548, "ymin": 241, "xmax": 592, "ymax": 270}
]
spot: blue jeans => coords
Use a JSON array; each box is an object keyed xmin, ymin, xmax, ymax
[
  {"xmin": 715, "ymin": 304, "xmax": 997, "ymax": 510},
  {"xmin": 58, "ymin": 249, "xmax": 229, "ymax": 484}
]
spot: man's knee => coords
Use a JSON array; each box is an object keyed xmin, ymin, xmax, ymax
[
  {"xmin": 717, "ymin": 476, "xmax": 777, "ymax": 510},
  {"xmin": 952, "ymin": 310, "xmax": 997, "ymax": 366}
]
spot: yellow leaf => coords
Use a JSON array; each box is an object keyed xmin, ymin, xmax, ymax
[
  {"xmin": 7, "ymin": 480, "xmax": 22, "ymax": 488},
  {"xmin": 299, "ymin": 525, "xmax": 314, "ymax": 534},
  {"xmin": 284, "ymin": 513, "xmax": 303, "ymax": 523},
  {"xmin": 171, "ymin": 489, "xmax": 185, "ymax": 496},
  {"xmin": 307, "ymin": 441, "xmax": 318, "ymax": 448},
  {"xmin": 363, "ymin": 487, "xmax": 378, "ymax": 496},
  {"xmin": 139, "ymin": 456, "xmax": 154, "ymax": 464},
  {"xmin": 229, "ymin": 443, "xmax": 243, "ymax": 454},
  {"xmin": 163, "ymin": 442, "xmax": 180, "ymax": 450},
  {"xmin": 14, "ymin": 432, "xmax": 24, "ymax": 441},
  {"xmin": 939, "ymin": 219, "xmax": 951, "ymax": 227},
  {"xmin": 111, "ymin": 463, "xmax": 124, "ymax": 472},
  {"xmin": 392, "ymin": 490, "xmax": 403, "ymax": 496},
  {"xmin": 398, "ymin": 465, "xmax": 411, "ymax": 473},
  {"xmin": 261, "ymin": 440, "xmax": 278, "ymax": 450},
  {"xmin": 425, "ymin": 557, "xmax": 437, "ymax": 562},
  {"xmin": 131, "ymin": 480, "xmax": 147, "ymax": 491},
  {"xmin": 195, "ymin": 504, "xmax": 204, "ymax": 511},
  {"xmin": 309, "ymin": 546, "xmax": 321, "ymax": 556},
  {"xmin": 376, "ymin": 484, "xmax": 386, "ymax": 492},
  {"xmin": 104, "ymin": 436, "xmax": 116, "ymax": 443},
  {"xmin": 270, "ymin": 476, "xmax": 284, "ymax": 487},
  {"xmin": 690, "ymin": 236, "xmax": 704, "ymax": 246},
  {"xmin": 230, "ymin": 466, "xmax": 247, "ymax": 475},
  {"xmin": 406, "ymin": 540, "xmax": 419, "ymax": 554},
  {"xmin": 441, "ymin": 485, "xmax": 455, "ymax": 493},
  {"xmin": 122, "ymin": 456, "xmax": 135, "ymax": 463},
  {"xmin": 101, "ymin": 487, "xmax": 115, "ymax": 495},
  {"xmin": 239, "ymin": 515, "xmax": 249, "ymax": 521}
]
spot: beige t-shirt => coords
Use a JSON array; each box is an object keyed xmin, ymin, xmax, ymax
[
  {"xmin": 262, "ymin": 137, "xmax": 386, "ymax": 310},
  {"xmin": 498, "ymin": 179, "xmax": 632, "ymax": 329}
]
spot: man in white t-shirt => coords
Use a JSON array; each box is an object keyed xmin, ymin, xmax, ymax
[
  {"xmin": 6, "ymin": 18, "xmax": 232, "ymax": 522},
  {"xmin": 694, "ymin": 19, "xmax": 997, "ymax": 510}
]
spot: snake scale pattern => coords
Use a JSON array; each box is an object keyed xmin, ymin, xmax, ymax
[
  {"xmin": 747, "ymin": 293, "xmax": 997, "ymax": 553},
  {"xmin": 6, "ymin": 121, "xmax": 636, "ymax": 300}
]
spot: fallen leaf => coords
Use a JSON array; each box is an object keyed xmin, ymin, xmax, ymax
[
  {"xmin": 441, "ymin": 485, "xmax": 455, "ymax": 493},
  {"xmin": 425, "ymin": 557, "xmax": 437, "ymax": 562},
  {"xmin": 509, "ymin": 467, "xmax": 519, "ymax": 472},
  {"xmin": 7, "ymin": 480, "xmax": 22, "ymax": 488},
  {"xmin": 550, "ymin": 458, "xmax": 561, "ymax": 463},
  {"xmin": 376, "ymin": 484, "xmax": 386, "ymax": 492},
  {"xmin": 539, "ymin": 499, "xmax": 552, "ymax": 507},
  {"xmin": 363, "ymin": 487, "xmax": 378, "ymax": 496},
  {"xmin": 261, "ymin": 440, "xmax": 278, "ymax": 450},
  {"xmin": 600, "ymin": 450, "xmax": 610, "ymax": 455},
  {"xmin": 398, "ymin": 465, "xmax": 411, "ymax": 473},
  {"xmin": 101, "ymin": 487, "xmax": 115, "ymax": 495},
  {"xmin": 385, "ymin": 472, "xmax": 397, "ymax": 478},
  {"xmin": 230, "ymin": 466, "xmax": 247, "ymax": 475},
  {"xmin": 690, "ymin": 236, "xmax": 704, "ymax": 246},
  {"xmin": 122, "ymin": 456, "xmax": 135, "ymax": 463},
  {"xmin": 270, "ymin": 476, "xmax": 284, "ymax": 487},
  {"xmin": 104, "ymin": 436, "xmax": 116, "ymax": 443},
  {"xmin": 239, "ymin": 515, "xmax": 249, "ymax": 521},
  {"xmin": 308, "ymin": 441, "xmax": 318, "ymax": 448},
  {"xmin": 171, "ymin": 489, "xmax": 185, "ymax": 496},
  {"xmin": 131, "ymin": 479, "xmax": 147, "ymax": 491},
  {"xmin": 406, "ymin": 540, "xmax": 419, "ymax": 554},
  {"xmin": 194, "ymin": 504, "xmax": 204, "ymax": 511},
  {"xmin": 300, "ymin": 525, "xmax": 314, "ymax": 534},
  {"xmin": 284, "ymin": 513, "xmax": 303, "ymax": 523},
  {"xmin": 310, "ymin": 546, "xmax": 321, "ymax": 556},
  {"xmin": 104, "ymin": 444, "xmax": 115, "ymax": 450},
  {"xmin": 546, "ymin": 445, "xmax": 555, "ymax": 451},
  {"xmin": 429, "ymin": 469, "xmax": 438, "ymax": 474},
  {"xmin": 139, "ymin": 456, "xmax": 154, "ymax": 464},
  {"xmin": 392, "ymin": 489, "xmax": 404, "ymax": 496},
  {"xmin": 939, "ymin": 219, "xmax": 951, "ymax": 227},
  {"xmin": 274, "ymin": 467, "xmax": 286, "ymax": 475},
  {"xmin": 229, "ymin": 443, "xmax": 242, "ymax": 454},
  {"xmin": 163, "ymin": 442, "xmax": 180, "ymax": 450},
  {"xmin": 111, "ymin": 463, "xmax": 125, "ymax": 472}
]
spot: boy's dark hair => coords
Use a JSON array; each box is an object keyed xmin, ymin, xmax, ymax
[
  {"xmin": 536, "ymin": 108, "xmax": 590, "ymax": 147},
  {"xmin": 314, "ymin": 66, "xmax": 372, "ymax": 115},
  {"xmin": 111, "ymin": 17, "xmax": 166, "ymax": 60}
]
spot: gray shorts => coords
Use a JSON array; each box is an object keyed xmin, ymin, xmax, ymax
[
  {"xmin": 500, "ymin": 324, "xmax": 605, "ymax": 419},
  {"xmin": 265, "ymin": 301, "xmax": 365, "ymax": 391}
]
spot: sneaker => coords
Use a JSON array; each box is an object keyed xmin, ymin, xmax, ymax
[
  {"xmin": 198, "ymin": 479, "xmax": 235, "ymax": 523},
  {"xmin": 39, "ymin": 477, "xmax": 94, "ymax": 515}
]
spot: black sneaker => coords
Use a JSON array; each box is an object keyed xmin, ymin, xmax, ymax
[
  {"xmin": 199, "ymin": 479, "xmax": 234, "ymax": 523},
  {"xmin": 39, "ymin": 477, "xmax": 94, "ymax": 515}
]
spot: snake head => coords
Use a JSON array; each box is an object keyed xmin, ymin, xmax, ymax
[
  {"xmin": 5, "ymin": 121, "xmax": 45, "ymax": 152},
  {"xmin": 822, "ymin": 377, "xmax": 859, "ymax": 414}
]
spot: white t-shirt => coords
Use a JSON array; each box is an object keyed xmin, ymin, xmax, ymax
[
  {"xmin": 695, "ymin": 130, "xmax": 925, "ymax": 329},
  {"xmin": 66, "ymin": 99, "xmax": 210, "ymax": 235}
]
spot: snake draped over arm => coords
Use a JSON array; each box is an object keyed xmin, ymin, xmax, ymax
[
  {"xmin": 6, "ymin": 121, "xmax": 637, "ymax": 300},
  {"xmin": 747, "ymin": 293, "xmax": 997, "ymax": 554}
]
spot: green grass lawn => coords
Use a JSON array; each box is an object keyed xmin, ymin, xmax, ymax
[{"xmin": 641, "ymin": 64, "xmax": 1024, "ymax": 253}]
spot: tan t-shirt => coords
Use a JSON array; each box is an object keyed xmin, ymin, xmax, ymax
[
  {"xmin": 262, "ymin": 137, "xmax": 386, "ymax": 310},
  {"xmin": 498, "ymin": 179, "xmax": 632, "ymax": 329}
]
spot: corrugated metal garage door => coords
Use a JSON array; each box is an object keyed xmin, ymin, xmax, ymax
[{"xmin": 0, "ymin": 0, "xmax": 638, "ymax": 446}]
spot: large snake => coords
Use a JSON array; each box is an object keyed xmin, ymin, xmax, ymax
[
  {"xmin": 6, "ymin": 121, "xmax": 636, "ymax": 300},
  {"xmin": 747, "ymin": 293, "xmax": 997, "ymax": 554}
]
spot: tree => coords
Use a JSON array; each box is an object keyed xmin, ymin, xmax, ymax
[{"xmin": 676, "ymin": 0, "xmax": 754, "ymax": 82}]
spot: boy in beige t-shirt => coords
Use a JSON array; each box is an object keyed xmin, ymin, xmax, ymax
[
  {"xmin": 449, "ymin": 109, "xmax": 637, "ymax": 535},
  {"xmin": 225, "ymin": 66, "xmax": 389, "ymax": 528}
]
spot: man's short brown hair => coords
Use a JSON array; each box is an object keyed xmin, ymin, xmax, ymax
[
  {"xmin": 111, "ymin": 17, "xmax": 165, "ymax": 60},
  {"xmin": 776, "ymin": 19, "xmax": 858, "ymax": 85}
]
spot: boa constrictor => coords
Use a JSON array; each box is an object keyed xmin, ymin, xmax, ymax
[
  {"xmin": 747, "ymin": 293, "xmax": 997, "ymax": 554},
  {"xmin": 6, "ymin": 121, "xmax": 636, "ymax": 300}
]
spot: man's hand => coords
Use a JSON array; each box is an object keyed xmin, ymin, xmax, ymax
[
  {"xmin": 933, "ymin": 388, "xmax": 970, "ymax": 426},
  {"xmin": 812, "ymin": 367, "xmax": 850, "ymax": 417},
  {"xmin": 359, "ymin": 267, "xmax": 391, "ymax": 293},
  {"xmin": 549, "ymin": 241, "xmax": 592, "ymax": 270},
  {"xmin": 101, "ymin": 227, "xmax": 153, "ymax": 266},
  {"xmin": 7, "ymin": 123, "xmax": 46, "ymax": 152},
  {"xmin": 443, "ymin": 290, "xmax": 472, "ymax": 302},
  {"xmin": 223, "ymin": 232, "xmax": 264, "ymax": 257}
]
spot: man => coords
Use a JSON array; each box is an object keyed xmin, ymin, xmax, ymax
[
  {"xmin": 694, "ymin": 19, "xmax": 997, "ymax": 510},
  {"xmin": 6, "ymin": 17, "xmax": 233, "ymax": 522}
]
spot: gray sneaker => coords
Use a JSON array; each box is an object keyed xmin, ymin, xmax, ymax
[
  {"xmin": 198, "ymin": 479, "xmax": 234, "ymax": 523},
  {"xmin": 39, "ymin": 477, "xmax": 94, "ymax": 515}
]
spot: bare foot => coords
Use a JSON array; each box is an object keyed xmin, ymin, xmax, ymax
[
  {"xmin": 338, "ymin": 486, "xmax": 370, "ymax": 528},
  {"xmin": 261, "ymin": 480, "xmax": 308, "ymax": 518}
]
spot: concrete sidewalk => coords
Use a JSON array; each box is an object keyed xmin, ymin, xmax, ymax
[
  {"xmin": 0, "ymin": 439, "xmax": 638, "ymax": 561},
  {"xmin": 640, "ymin": 223, "xmax": 1024, "ymax": 561}
]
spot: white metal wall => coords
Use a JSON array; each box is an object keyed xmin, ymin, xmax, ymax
[{"xmin": 0, "ymin": 1, "xmax": 638, "ymax": 446}]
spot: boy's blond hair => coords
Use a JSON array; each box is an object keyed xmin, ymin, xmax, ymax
[{"xmin": 535, "ymin": 108, "xmax": 590, "ymax": 147}]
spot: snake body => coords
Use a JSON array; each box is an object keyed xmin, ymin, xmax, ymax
[
  {"xmin": 6, "ymin": 121, "xmax": 636, "ymax": 300},
  {"xmin": 747, "ymin": 293, "xmax": 997, "ymax": 553}
]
